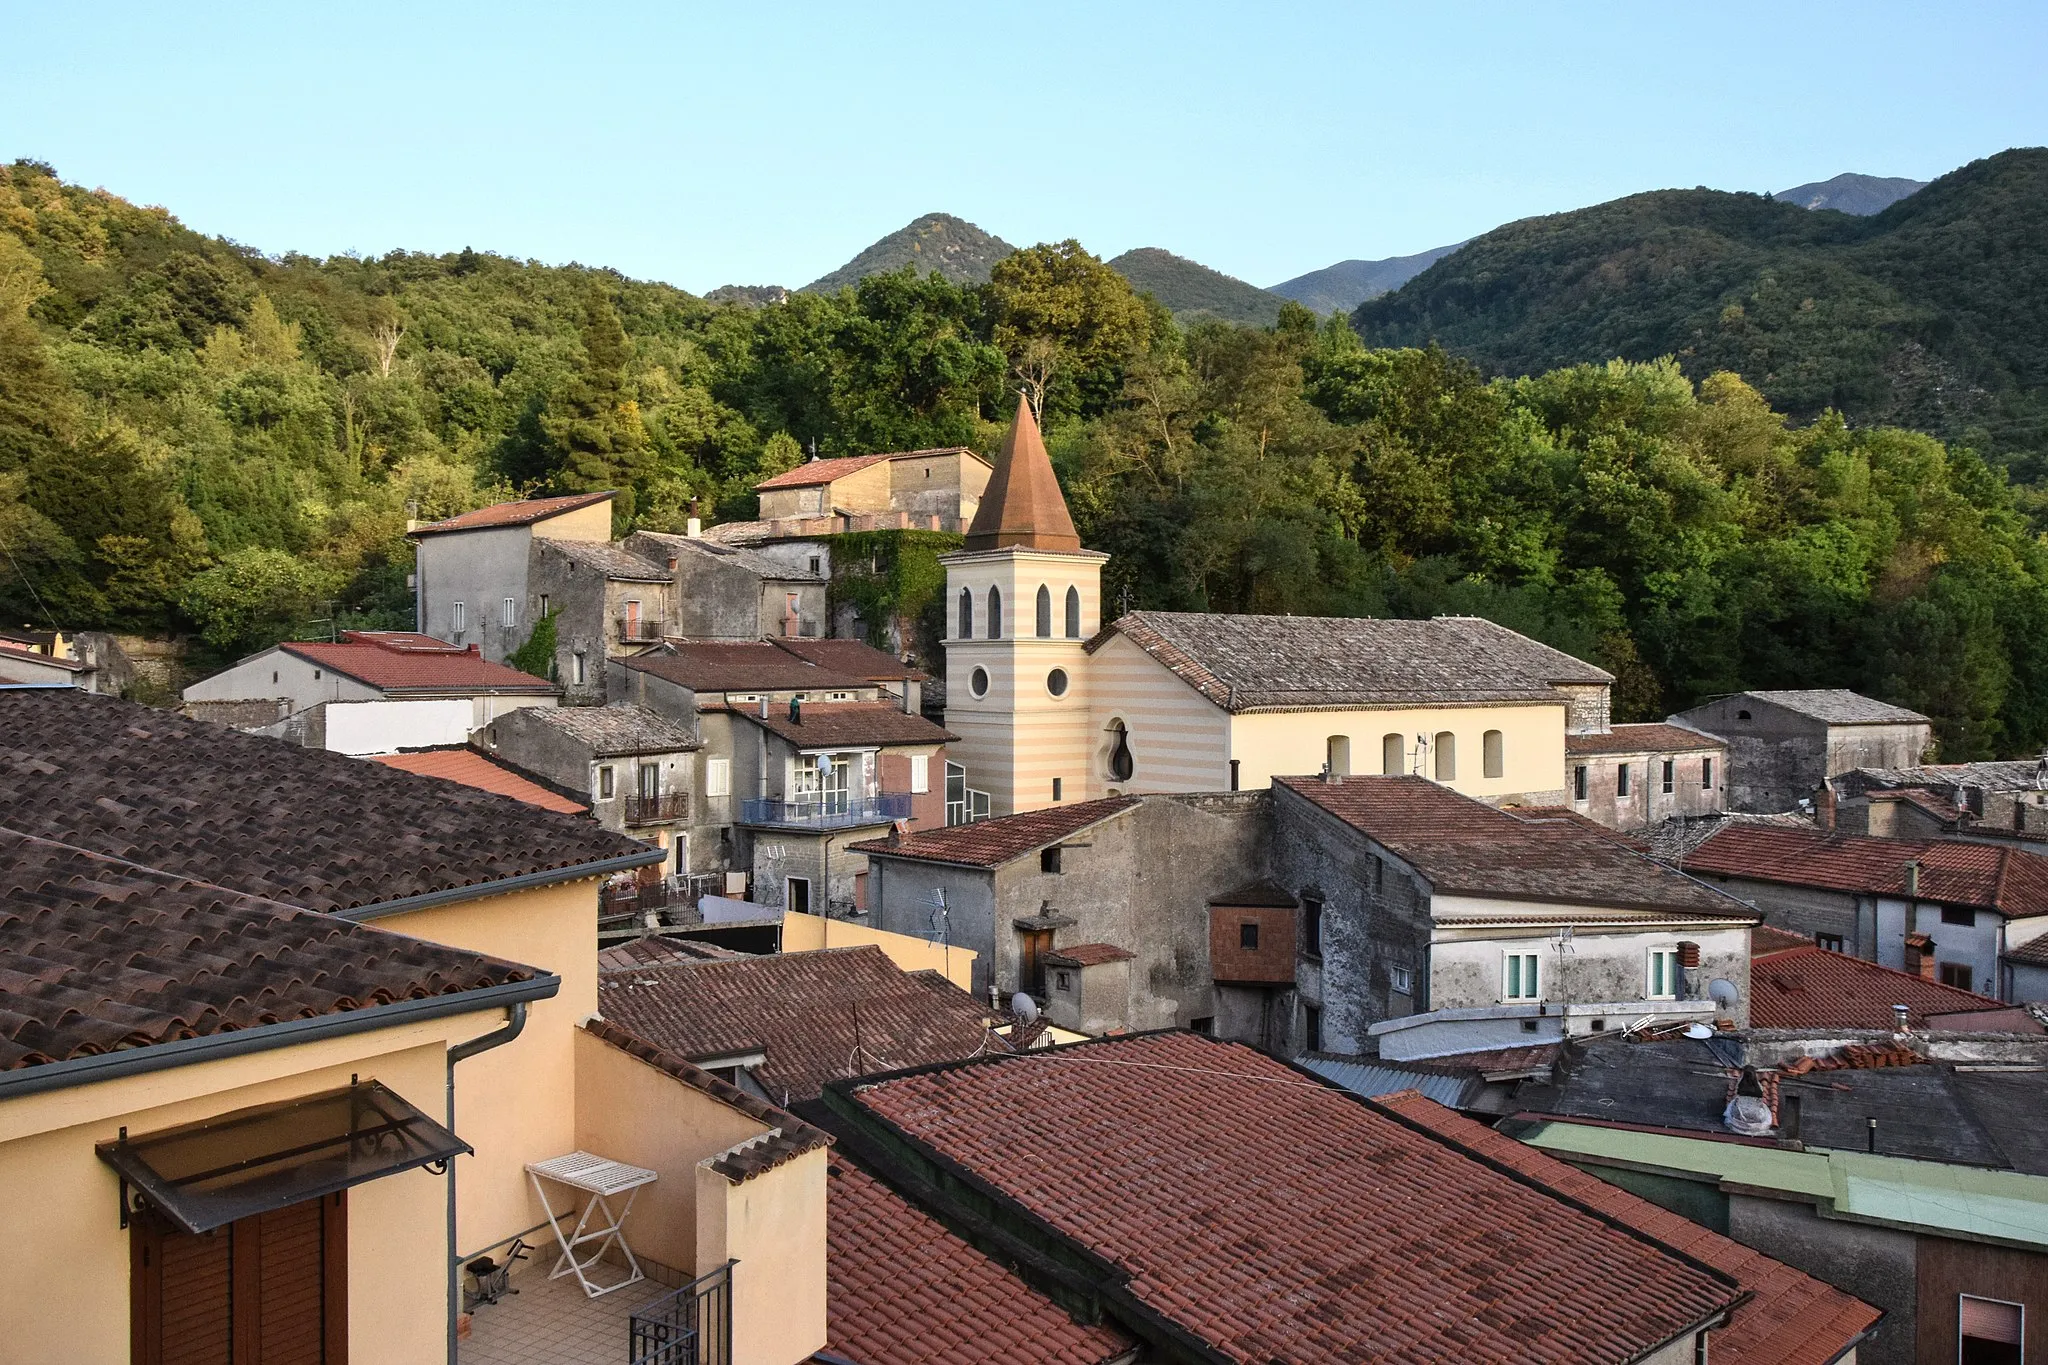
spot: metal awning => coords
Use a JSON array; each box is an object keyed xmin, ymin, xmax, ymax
[{"xmin": 98, "ymin": 1080, "xmax": 468, "ymax": 1234}]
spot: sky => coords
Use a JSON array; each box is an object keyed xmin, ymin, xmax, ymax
[{"xmin": 5, "ymin": 1, "xmax": 2046, "ymax": 294}]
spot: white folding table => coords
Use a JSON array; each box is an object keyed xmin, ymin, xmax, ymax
[{"xmin": 525, "ymin": 1151, "xmax": 660, "ymax": 1298}]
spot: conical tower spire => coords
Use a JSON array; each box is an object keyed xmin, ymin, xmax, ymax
[{"xmin": 964, "ymin": 394, "xmax": 1081, "ymax": 552}]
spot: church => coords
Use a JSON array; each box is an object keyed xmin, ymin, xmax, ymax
[{"xmin": 942, "ymin": 397, "xmax": 1618, "ymax": 817}]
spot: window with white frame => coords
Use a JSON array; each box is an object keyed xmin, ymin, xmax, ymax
[
  {"xmin": 705, "ymin": 757, "xmax": 731, "ymax": 798},
  {"xmin": 502, "ymin": 597, "xmax": 516, "ymax": 628},
  {"xmin": 1503, "ymin": 951, "xmax": 1541, "ymax": 1001},
  {"xmin": 452, "ymin": 601, "xmax": 466, "ymax": 633},
  {"xmin": 1647, "ymin": 948, "xmax": 1679, "ymax": 999},
  {"xmin": 909, "ymin": 753, "xmax": 930, "ymax": 794},
  {"xmin": 1390, "ymin": 964, "xmax": 1413, "ymax": 995}
]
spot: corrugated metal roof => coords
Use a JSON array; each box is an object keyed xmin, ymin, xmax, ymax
[{"xmin": 1300, "ymin": 1056, "xmax": 1479, "ymax": 1109}]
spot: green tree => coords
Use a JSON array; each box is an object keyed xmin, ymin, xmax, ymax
[
  {"xmin": 987, "ymin": 242, "xmax": 1161, "ymax": 421},
  {"xmin": 541, "ymin": 285, "xmax": 652, "ymax": 529}
]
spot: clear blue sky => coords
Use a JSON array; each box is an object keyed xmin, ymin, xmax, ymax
[{"xmin": 6, "ymin": 1, "xmax": 2045, "ymax": 293}]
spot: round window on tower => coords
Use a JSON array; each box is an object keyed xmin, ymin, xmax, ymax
[
  {"xmin": 970, "ymin": 666, "xmax": 990, "ymax": 698},
  {"xmin": 1047, "ymin": 668, "xmax": 1069, "ymax": 697}
]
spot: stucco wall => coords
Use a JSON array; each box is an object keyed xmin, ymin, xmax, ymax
[
  {"xmin": 323, "ymin": 697, "xmax": 476, "ymax": 754},
  {"xmin": 1428, "ymin": 914, "xmax": 1750, "ymax": 1022},
  {"xmin": 865, "ymin": 858, "xmax": 999, "ymax": 996},
  {"xmin": 1677, "ymin": 695, "xmax": 1932, "ymax": 813},
  {"xmin": 1232, "ymin": 701, "xmax": 1569, "ymax": 803},
  {"xmin": 695, "ymin": 1146, "xmax": 828, "ymax": 1365},
  {"xmin": 1727, "ymin": 1193, "xmax": 1917, "ymax": 1365},
  {"xmin": 414, "ymin": 523, "xmax": 534, "ymax": 662},
  {"xmin": 1916, "ymin": 1229, "xmax": 2048, "ymax": 1364},
  {"xmin": 781, "ymin": 909, "xmax": 976, "ymax": 990},
  {"xmin": 183, "ymin": 645, "xmax": 382, "ymax": 710},
  {"xmin": 1570, "ymin": 745, "xmax": 1726, "ymax": 830}
]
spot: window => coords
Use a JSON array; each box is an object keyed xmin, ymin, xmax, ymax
[
  {"xmin": 1959, "ymin": 1294, "xmax": 2023, "ymax": 1365},
  {"xmin": 1504, "ymin": 951, "xmax": 1541, "ymax": 1000},
  {"xmin": 1432, "ymin": 731, "xmax": 1456, "ymax": 781},
  {"xmin": 1055, "ymin": 970, "xmax": 1072, "ymax": 992},
  {"xmin": 1371, "ymin": 856, "xmax": 1384, "ymax": 895},
  {"xmin": 1574, "ymin": 765, "xmax": 1589, "ymax": 801},
  {"xmin": 452, "ymin": 601, "xmax": 466, "ymax": 633},
  {"xmin": 1051, "ymin": 777, "xmax": 1063, "ymax": 801},
  {"xmin": 1617, "ymin": 762, "xmax": 1632, "ymax": 797},
  {"xmin": 1041, "ymin": 846, "xmax": 1063, "ymax": 874},
  {"xmin": 958, "ymin": 587, "xmax": 973, "ymax": 639},
  {"xmin": 1326, "ymin": 735, "xmax": 1351, "ymax": 777},
  {"xmin": 809, "ymin": 555, "xmax": 821, "ymax": 575},
  {"xmin": 1229, "ymin": 759, "xmax": 1241, "ymax": 791},
  {"xmin": 1661, "ymin": 758, "xmax": 1675, "ymax": 794},
  {"xmin": 1940, "ymin": 962, "xmax": 1976, "ymax": 992},
  {"xmin": 1736, "ymin": 709, "xmax": 1752, "ymax": 720},
  {"xmin": 945, "ymin": 761, "xmax": 967, "ymax": 825},
  {"xmin": 539, "ymin": 593, "xmax": 550, "ymax": 616},
  {"xmin": 705, "ymin": 757, "xmax": 731, "ymax": 798},
  {"xmin": 1648, "ymin": 948, "xmax": 1679, "ymax": 999},
  {"xmin": 1065, "ymin": 585, "xmax": 1082, "ymax": 638},
  {"xmin": 987, "ymin": 585, "xmax": 1002, "ymax": 639},
  {"xmin": 1382, "ymin": 733, "xmax": 1405, "ymax": 775},
  {"xmin": 1702, "ymin": 757, "xmax": 1714, "ymax": 789},
  {"xmin": 1046, "ymin": 667, "xmax": 1069, "ymax": 697},
  {"xmin": 272, "ymin": 670, "xmax": 279, "ymax": 684},
  {"xmin": 1035, "ymin": 584, "xmax": 1052, "ymax": 637},
  {"xmin": 1941, "ymin": 905, "xmax": 1976, "ymax": 926},
  {"xmin": 502, "ymin": 597, "xmax": 516, "ymax": 628},
  {"xmin": 572, "ymin": 651, "xmax": 587, "ymax": 686},
  {"xmin": 1106, "ymin": 719, "xmax": 1134, "ymax": 783},
  {"xmin": 1303, "ymin": 1005, "xmax": 1322, "ymax": 1052},
  {"xmin": 598, "ymin": 766, "xmax": 616, "ymax": 799},
  {"xmin": 638, "ymin": 762, "xmax": 659, "ymax": 801},
  {"xmin": 1815, "ymin": 932, "xmax": 1844, "ymax": 953},
  {"xmin": 1189, "ymin": 1016, "xmax": 1214, "ymax": 1036},
  {"xmin": 313, "ymin": 669, "xmax": 322, "ymax": 680},
  {"xmin": 1483, "ymin": 729, "xmax": 1504, "ymax": 780},
  {"xmin": 1303, "ymin": 895, "xmax": 1323, "ymax": 959},
  {"xmin": 1390, "ymin": 963, "xmax": 1413, "ymax": 995},
  {"xmin": 969, "ymin": 666, "xmax": 990, "ymax": 698},
  {"xmin": 1240, "ymin": 921, "xmax": 1260, "ymax": 950},
  {"xmin": 786, "ymin": 876, "xmax": 811, "ymax": 916},
  {"xmin": 909, "ymin": 753, "xmax": 929, "ymax": 794}
]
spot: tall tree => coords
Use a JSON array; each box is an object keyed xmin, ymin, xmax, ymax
[{"xmin": 542, "ymin": 285, "xmax": 652, "ymax": 528}]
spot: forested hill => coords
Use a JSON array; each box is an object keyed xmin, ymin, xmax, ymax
[
  {"xmin": 1353, "ymin": 148, "xmax": 2048, "ymax": 477},
  {"xmin": 801, "ymin": 213, "xmax": 1014, "ymax": 293},
  {"xmin": 1106, "ymin": 248, "xmax": 1281, "ymax": 326}
]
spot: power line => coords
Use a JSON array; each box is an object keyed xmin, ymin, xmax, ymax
[{"xmin": 0, "ymin": 528, "xmax": 55, "ymax": 629}]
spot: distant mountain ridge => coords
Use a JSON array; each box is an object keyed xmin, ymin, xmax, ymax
[
  {"xmin": 1773, "ymin": 172, "xmax": 1926, "ymax": 216},
  {"xmin": 1269, "ymin": 244, "xmax": 1465, "ymax": 315},
  {"xmin": 801, "ymin": 213, "xmax": 1015, "ymax": 293},
  {"xmin": 1106, "ymin": 248, "xmax": 1281, "ymax": 326}
]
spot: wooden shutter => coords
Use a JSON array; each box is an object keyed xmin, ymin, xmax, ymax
[
  {"xmin": 133, "ymin": 1192, "xmax": 347, "ymax": 1365},
  {"xmin": 1960, "ymin": 1295, "xmax": 2022, "ymax": 1344}
]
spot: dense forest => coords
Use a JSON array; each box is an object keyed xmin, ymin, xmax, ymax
[{"xmin": 5, "ymin": 157, "xmax": 2048, "ymax": 760}]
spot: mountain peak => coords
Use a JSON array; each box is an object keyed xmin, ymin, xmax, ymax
[
  {"xmin": 1772, "ymin": 172, "xmax": 1927, "ymax": 216},
  {"xmin": 1106, "ymin": 248, "xmax": 1281, "ymax": 326},
  {"xmin": 802, "ymin": 213, "xmax": 1016, "ymax": 294}
]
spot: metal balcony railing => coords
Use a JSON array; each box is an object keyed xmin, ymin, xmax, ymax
[
  {"xmin": 630, "ymin": 1260, "xmax": 732, "ymax": 1365},
  {"xmin": 615, "ymin": 615, "xmax": 666, "ymax": 643},
  {"xmin": 624, "ymin": 791, "xmax": 690, "ymax": 825},
  {"xmin": 738, "ymin": 792, "xmax": 911, "ymax": 830}
]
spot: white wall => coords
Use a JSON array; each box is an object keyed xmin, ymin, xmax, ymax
[
  {"xmin": 323, "ymin": 698, "xmax": 475, "ymax": 755},
  {"xmin": 183, "ymin": 646, "xmax": 381, "ymax": 710},
  {"xmin": 1875, "ymin": 896, "xmax": 2005, "ymax": 995},
  {"xmin": 1428, "ymin": 912, "xmax": 1752, "ymax": 1023}
]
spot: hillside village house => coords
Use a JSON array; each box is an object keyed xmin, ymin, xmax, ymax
[
  {"xmin": 1568, "ymin": 721, "xmax": 1729, "ymax": 829},
  {"xmin": 181, "ymin": 629, "xmax": 558, "ymax": 753},
  {"xmin": 705, "ymin": 445, "xmax": 993, "ymax": 549},
  {"xmin": 623, "ymin": 531, "xmax": 827, "ymax": 643},
  {"xmin": 0, "ymin": 626, "xmax": 123, "ymax": 692},
  {"xmin": 0, "ymin": 686, "xmax": 838, "ymax": 1365},
  {"xmin": 1830, "ymin": 755, "xmax": 2048, "ymax": 851},
  {"xmin": 409, "ymin": 490, "xmax": 619, "ymax": 662},
  {"xmin": 1675, "ymin": 688, "xmax": 1934, "ymax": 813}
]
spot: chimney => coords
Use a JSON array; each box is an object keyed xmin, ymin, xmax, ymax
[
  {"xmin": 666, "ymin": 556, "xmax": 679, "ymax": 573},
  {"xmin": 1676, "ymin": 941, "xmax": 1702, "ymax": 969},
  {"xmin": 758, "ymin": 695, "xmax": 769, "ymax": 719},
  {"xmin": 1892, "ymin": 1002, "xmax": 1911, "ymax": 1033},
  {"xmin": 1905, "ymin": 860, "xmax": 1921, "ymax": 896},
  {"xmin": 1904, "ymin": 932, "xmax": 1937, "ymax": 979},
  {"xmin": 1816, "ymin": 784, "xmax": 1836, "ymax": 831},
  {"xmin": 685, "ymin": 518, "xmax": 701, "ymax": 539}
]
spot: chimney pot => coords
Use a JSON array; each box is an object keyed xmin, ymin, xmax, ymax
[
  {"xmin": 685, "ymin": 518, "xmax": 701, "ymax": 539},
  {"xmin": 758, "ymin": 695, "xmax": 769, "ymax": 719},
  {"xmin": 1892, "ymin": 1003, "xmax": 1911, "ymax": 1032}
]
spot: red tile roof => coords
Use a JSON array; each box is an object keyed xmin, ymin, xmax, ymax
[
  {"xmin": 1566, "ymin": 723, "xmax": 1723, "ymax": 756},
  {"xmin": 770, "ymin": 636, "xmax": 927, "ymax": 682},
  {"xmin": 1374, "ymin": 1092, "xmax": 1880, "ymax": 1365},
  {"xmin": 370, "ymin": 749, "xmax": 586, "ymax": 815},
  {"xmin": 845, "ymin": 1032, "xmax": 1744, "ymax": 1365},
  {"xmin": 1043, "ymin": 943, "xmax": 1134, "ymax": 968},
  {"xmin": 826, "ymin": 1157, "xmax": 1133, "ymax": 1365},
  {"xmin": 739, "ymin": 700, "xmax": 954, "ymax": 749},
  {"xmin": 752, "ymin": 453, "xmax": 893, "ymax": 491},
  {"xmin": 1751, "ymin": 923, "xmax": 1814, "ymax": 954},
  {"xmin": 1750, "ymin": 944, "xmax": 2004, "ymax": 1029},
  {"xmin": 622, "ymin": 642, "xmax": 869, "ymax": 694},
  {"xmin": 597, "ymin": 945, "xmax": 1000, "ymax": 1102},
  {"xmin": 279, "ymin": 632, "xmax": 555, "ymax": 694},
  {"xmin": 850, "ymin": 797, "xmax": 1140, "ymax": 869},
  {"xmin": 408, "ymin": 490, "xmax": 614, "ymax": 536},
  {"xmin": 1687, "ymin": 824, "xmax": 2048, "ymax": 917}
]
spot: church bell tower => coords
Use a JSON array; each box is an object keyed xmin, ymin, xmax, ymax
[{"xmin": 940, "ymin": 396, "xmax": 1108, "ymax": 817}]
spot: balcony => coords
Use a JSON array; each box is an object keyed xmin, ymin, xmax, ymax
[
  {"xmin": 625, "ymin": 791, "xmax": 690, "ymax": 825},
  {"xmin": 615, "ymin": 615, "xmax": 666, "ymax": 644},
  {"xmin": 738, "ymin": 792, "xmax": 911, "ymax": 831},
  {"xmin": 459, "ymin": 1257, "xmax": 731, "ymax": 1365},
  {"xmin": 630, "ymin": 1261, "xmax": 733, "ymax": 1365}
]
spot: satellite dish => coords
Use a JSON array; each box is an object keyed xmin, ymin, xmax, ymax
[
  {"xmin": 1684, "ymin": 1023, "xmax": 1714, "ymax": 1040},
  {"xmin": 1010, "ymin": 992, "xmax": 1039, "ymax": 1024},
  {"xmin": 1708, "ymin": 977, "xmax": 1740, "ymax": 1008}
]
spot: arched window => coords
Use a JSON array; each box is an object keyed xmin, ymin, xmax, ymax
[
  {"xmin": 1326, "ymin": 735, "xmax": 1351, "ymax": 777},
  {"xmin": 1065, "ymin": 585, "xmax": 1082, "ymax": 638},
  {"xmin": 1106, "ymin": 719, "xmax": 1135, "ymax": 783},
  {"xmin": 987, "ymin": 586, "xmax": 1002, "ymax": 639},
  {"xmin": 1483, "ymin": 729, "xmax": 1504, "ymax": 779},
  {"xmin": 1433, "ymin": 731, "xmax": 1456, "ymax": 782},
  {"xmin": 1035, "ymin": 584, "xmax": 1052, "ymax": 638},
  {"xmin": 958, "ymin": 587, "xmax": 973, "ymax": 640},
  {"xmin": 1381, "ymin": 733, "xmax": 1405, "ymax": 775}
]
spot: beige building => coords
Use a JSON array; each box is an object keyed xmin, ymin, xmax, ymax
[
  {"xmin": 749, "ymin": 445, "xmax": 992, "ymax": 532},
  {"xmin": 941, "ymin": 397, "xmax": 1616, "ymax": 817}
]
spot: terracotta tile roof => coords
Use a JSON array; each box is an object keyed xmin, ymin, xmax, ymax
[
  {"xmin": 1567, "ymin": 723, "xmax": 1723, "ymax": 756},
  {"xmin": 1093, "ymin": 611, "xmax": 1610, "ymax": 712},
  {"xmin": 2008, "ymin": 935, "xmax": 2048, "ymax": 967},
  {"xmin": 0, "ymin": 689, "xmax": 658, "ymax": 916},
  {"xmin": 408, "ymin": 491, "xmax": 614, "ymax": 536},
  {"xmin": 1374, "ymin": 1092, "xmax": 1881, "ymax": 1365},
  {"xmin": 850, "ymin": 797, "xmax": 1141, "ymax": 869},
  {"xmin": 738, "ymin": 701, "xmax": 953, "ymax": 749},
  {"xmin": 1872, "ymin": 787, "xmax": 1966, "ymax": 822},
  {"xmin": 508, "ymin": 703, "xmax": 699, "ymax": 756},
  {"xmin": 1043, "ymin": 943, "xmax": 1134, "ymax": 968},
  {"xmin": 532, "ymin": 538, "xmax": 670, "ymax": 581},
  {"xmin": 370, "ymin": 749, "xmax": 586, "ymax": 815},
  {"xmin": 579, "ymin": 1019, "xmax": 829, "ymax": 1181},
  {"xmin": 622, "ymin": 642, "xmax": 867, "ymax": 694},
  {"xmin": 597, "ymin": 945, "xmax": 1000, "ymax": 1103},
  {"xmin": 770, "ymin": 637, "xmax": 926, "ymax": 682},
  {"xmin": 843, "ymin": 1033, "xmax": 1744, "ymax": 1365},
  {"xmin": 0, "ymin": 830, "xmax": 541, "ymax": 1070},
  {"xmin": 1279, "ymin": 776, "xmax": 1754, "ymax": 918},
  {"xmin": 277, "ymin": 633, "xmax": 555, "ymax": 694},
  {"xmin": 965, "ymin": 396, "xmax": 1081, "ymax": 552},
  {"xmin": 752, "ymin": 453, "xmax": 893, "ymax": 490},
  {"xmin": 1751, "ymin": 944, "xmax": 2005, "ymax": 1029},
  {"xmin": 1687, "ymin": 825, "xmax": 2048, "ymax": 917},
  {"xmin": 1751, "ymin": 923, "xmax": 1814, "ymax": 954},
  {"xmin": 826, "ymin": 1156, "xmax": 1134, "ymax": 1365},
  {"xmin": 1732, "ymin": 689, "xmax": 1929, "ymax": 725}
]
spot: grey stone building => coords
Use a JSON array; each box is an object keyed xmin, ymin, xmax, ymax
[
  {"xmin": 1830, "ymin": 757, "xmax": 2048, "ymax": 853},
  {"xmin": 623, "ymin": 531, "xmax": 826, "ymax": 641},
  {"xmin": 527, "ymin": 539, "xmax": 672, "ymax": 704},
  {"xmin": 1565, "ymin": 722, "xmax": 1728, "ymax": 831},
  {"xmin": 1673, "ymin": 689, "xmax": 1933, "ymax": 813},
  {"xmin": 408, "ymin": 490, "xmax": 617, "ymax": 663}
]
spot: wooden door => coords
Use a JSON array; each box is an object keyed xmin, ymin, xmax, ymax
[
  {"xmin": 133, "ymin": 1192, "xmax": 347, "ymax": 1365},
  {"xmin": 1020, "ymin": 930, "xmax": 1053, "ymax": 997}
]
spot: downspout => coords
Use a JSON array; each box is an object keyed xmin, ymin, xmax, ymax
[{"xmin": 445, "ymin": 1002, "xmax": 530, "ymax": 1365}]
